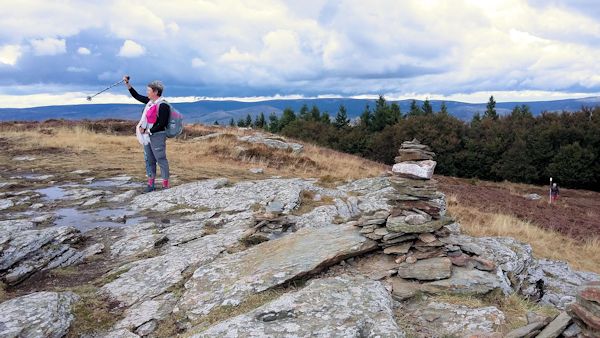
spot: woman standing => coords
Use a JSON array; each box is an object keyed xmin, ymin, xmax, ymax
[{"xmin": 124, "ymin": 75, "xmax": 170, "ymax": 193}]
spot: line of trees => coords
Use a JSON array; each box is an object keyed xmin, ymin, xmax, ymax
[{"xmin": 216, "ymin": 96, "xmax": 600, "ymax": 190}]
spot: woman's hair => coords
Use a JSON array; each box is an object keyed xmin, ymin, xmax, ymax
[{"xmin": 147, "ymin": 80, "xmax": 164, "ymax": 96}]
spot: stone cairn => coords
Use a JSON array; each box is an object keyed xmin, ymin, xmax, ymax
[{"xmin": 355, "ymin": 140, "xmax": 495, "ymax": 276}]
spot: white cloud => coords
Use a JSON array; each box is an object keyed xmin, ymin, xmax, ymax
[
  {"xmin": 67, "ymin": 66, "xmax": 88, "ymax": 72},
  {"xmin": 109, "ymin": 1, "xmax": 166, "ymax": 39},
  {"xmin": 0, "ymin": 2, "xmax": 102, "ymax": 42},
  {"xmin": 191, "ymin": 57, "xmax": 206, "ymax": 68},
  {"xmin": 30, "ymin": 37, "xmax": 66, "ymax": 56},
  {"xmin": 77, "ymin": 47, "xmax": 91, "ymax": 55},
  {"xmin": 97, "ymin": 70, "xmax": 123, "ymax": 81},
  {"xmin": 0, "ymin": 44, "xmax": 22, "ymax": 65},
  {"xmin": 3, "ymin": 0, "xmax": 600, "ymax": 100},
  {"xmin": 117, "ymin": 40, "xmax": 145, "ymax": 58}
]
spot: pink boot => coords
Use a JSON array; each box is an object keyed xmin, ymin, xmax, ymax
[{"xmin": 162, "ymin": 179, "xmax": 170, "ymax": 189}]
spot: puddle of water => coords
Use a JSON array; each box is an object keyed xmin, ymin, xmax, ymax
[
  {"xmin": 53, "ymin": 207, "xmax": 145, "ymax": 232},
  {"xmin": 36, "ymin": 186, "xmax": 68, "ymax": 200}
]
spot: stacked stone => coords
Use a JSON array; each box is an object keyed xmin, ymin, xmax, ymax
[
  {"xmin": 355, "ymin": 140, "xmax": 455, "ymax": 264},
  {"xmin": 355, "ymin": 139, "xmax": 499, "ymax": 285}
]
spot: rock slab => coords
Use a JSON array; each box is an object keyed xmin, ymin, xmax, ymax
[
  {"xmin": 0, "ymin": 291, "xmax": 79, "ymax": 338},
  {"xmin": 190, "ymin": 276, "xmax": 404, "ymax": 337},
  {"xmin": 177, "ymin": 224, "xmax": 377, "ymax": 318},
  {"xmin": 392, "ymin": 160, "xmax": 437, "ymax": 180},
  {"xmin": 396, "ymin": 257, "xmax": 452, "ymax": 281}
]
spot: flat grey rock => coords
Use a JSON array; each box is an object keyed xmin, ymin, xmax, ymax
[
  {"xmin": 392, "ymin": 160, "xmax": 436, "ymax": 180},
  {"xmin": 391, "ymin": 267, "xmax": 501, "ymax": 299},
  {"xmin": 177, "ymin": 224, "xmax": 377, "ymax": 319},
  {"xmin": 0, "ymin": 198, "xmax": 14, "ymax": 210},
  {"xmin": 536, "ymin": 311, "xmax": 572, "ymax": 338},
  {"xmin": 405, "ymin": 301, "xmax": 504, "ymax": 336},
  {"xmin": 102, "ymin": 233, "xmax": 234, "ymax": 307},
  {"xmin": 0, "ymin": 291, "xmax": 79, "ymax": 338},
  {"xmin": 397, "ymin": 257, "xmax": 452, "ymax": 281},
  {"xmin": 190, "ymin": 276, "xmax": 404, "ymax": 337},
  {"xmin": 505, "ymin": 321, "xmax": 547, "ymax": 338}
]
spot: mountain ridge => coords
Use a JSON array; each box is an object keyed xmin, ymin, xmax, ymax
[{"xmin": 1, "ymin": 96, "xmax": 599, "ymax": 123}]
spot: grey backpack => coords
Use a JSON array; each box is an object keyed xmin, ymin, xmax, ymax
[{"xmin": 160, "ymin": 100, "xmax": 184, "ymax": 138}]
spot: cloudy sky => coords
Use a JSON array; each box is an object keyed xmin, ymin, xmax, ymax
[{"xmin": 1, "ymin": 0, "xmax": 600, "ymax": 107}]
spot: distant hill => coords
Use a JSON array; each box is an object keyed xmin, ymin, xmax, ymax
[{"xmin": 1, "ymin": 96, "xmax": 599, "ymax": 123}]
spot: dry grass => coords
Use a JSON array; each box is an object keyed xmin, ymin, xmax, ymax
[
  {"xmin": 448, "ymin": 202, "xmax": 600, "ymax": 274},
  {"xmin": 0, "ymin": 124, "xmax": 385, "ymax": 184},
  {"xmin": 0, "ymin": 281, "xmax": 6, "ymax": 302},
  {"xmin": 291, "ymin": 190, "xmax": 336, "ymax": 215},
  {"xmin": 65, "ymin": 284, "xmax": 124, "ymax": 337}
]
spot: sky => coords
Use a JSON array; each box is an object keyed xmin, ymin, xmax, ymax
[{"xmin": 2, "ymin": 0, "xmax": 600, "ymax": 107}]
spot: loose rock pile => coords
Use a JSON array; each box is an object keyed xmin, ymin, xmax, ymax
[
  {"xmin": 355, "ymin": 140, "xmax": 499, "ymax": 293},
  {"xmin": 505, "ymin": 311, "xmax": 574, "ymax": 338},
  {"xmin": 568, "ymin": 282, "xmax": 600, "ymax": 337},
  {"xmin": 240, "ymin": 213, "xmax": 297, "ymax": 244}
]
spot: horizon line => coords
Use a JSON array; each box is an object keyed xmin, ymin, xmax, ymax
[{"xmin": 1, "ymin": 91, "xmax": 600, "ymax": 109}]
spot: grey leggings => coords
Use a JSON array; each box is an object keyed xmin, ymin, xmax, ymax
[{"xmin": 143, "ymin": 132, "xmax": 170, "ymax": 180}]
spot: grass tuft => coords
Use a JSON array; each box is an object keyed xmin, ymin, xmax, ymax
[{"xmin": 66, "ymin": 284, "xmax": 124, "ymax": 337}]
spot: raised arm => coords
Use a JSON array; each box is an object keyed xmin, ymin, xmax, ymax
[{"xmin": 124, "ymin": 75, "xmax": 149, "ymax": 104}]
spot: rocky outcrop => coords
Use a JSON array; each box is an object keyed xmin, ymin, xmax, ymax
[
  {"xmin": 525, "ymin": 259, "xmax": 600, "ymax": 309},
  {"xmin": 113, "ymin": 293, "xmax": 178, "ymax": 336},
  {"xmin": 3, "ymin": 138, "xmax": 599, "ymax": 338},
  {"xmin": 190, "ymin": 276, "xmax": 403, "ymax": 337},
  {"xmin": 133, "ymin": 178, "xmax": 321, "ymax": 213},
  {"xmin": 237, "ymin": 133, "xmax": 304, "ymax": 153},
  {"xmin": 0, "ymin": 222, "xmax": 99, "ymax": 285},
  {"xmin": 0, "ymin": 291, "xmax": 79, "ymax": 338},
  {"xmin": 102, "ymin": 234, "xmax": 230, "ymax": 308},
  {"xmin": 195, "ymin": 132, "xmax": 304, "ymax": 153},
  {"xmin": 176, "ymin": 223, "xmax": 377, "ymax": 319}
]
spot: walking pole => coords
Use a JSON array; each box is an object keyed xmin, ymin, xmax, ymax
[
  {"xmin": 86, "ymin": 76, "xmax": 130, "ymax": 101},
  {"xmin": 549, "ymin": 177, "xmax": 552, "ymax": 204}
]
